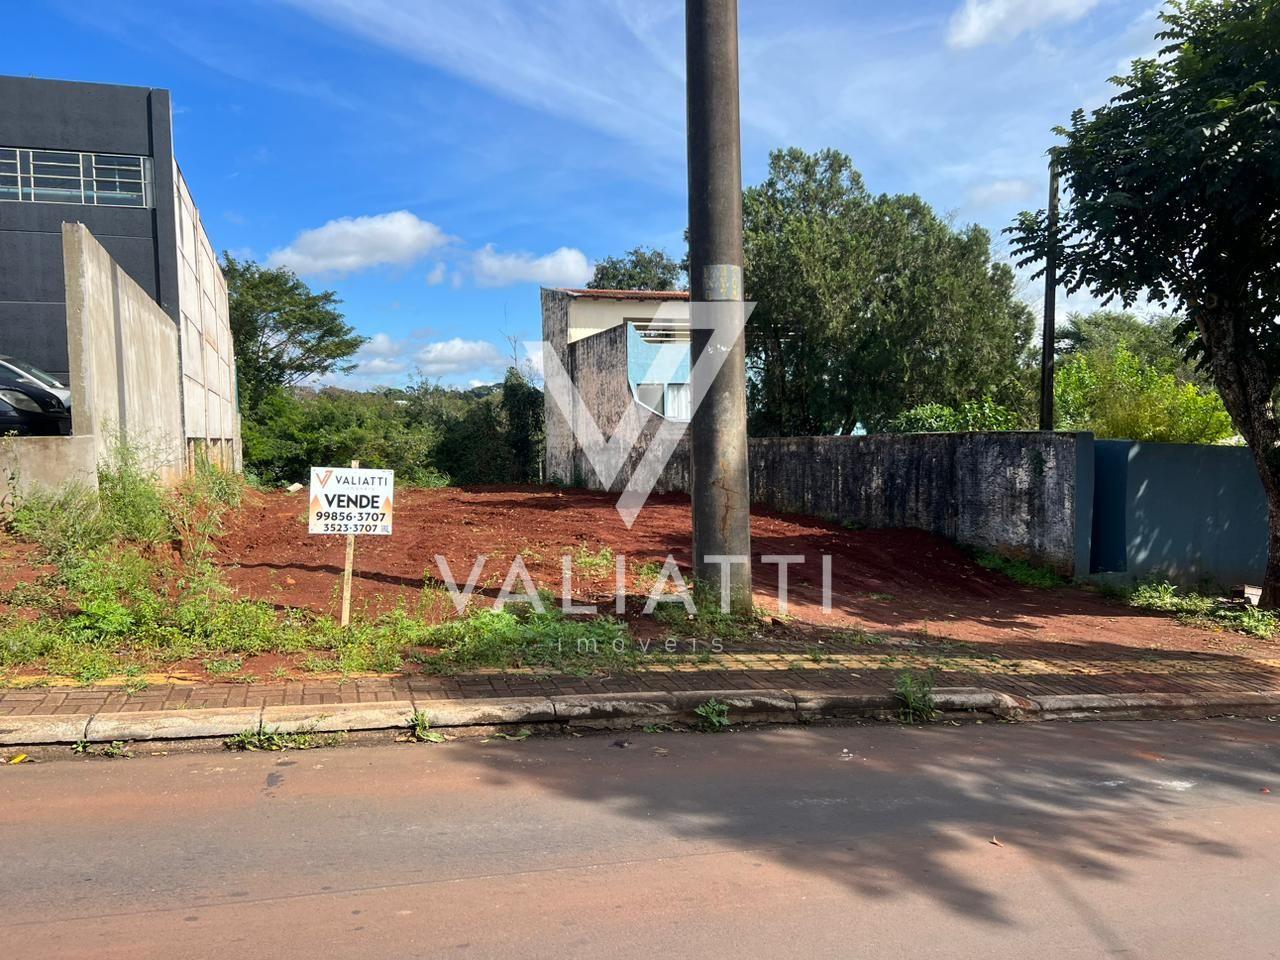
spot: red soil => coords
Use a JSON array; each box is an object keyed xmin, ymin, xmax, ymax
[{"xmin": 213, "ymin": 486, "xmax": 1275, "ymax": 660}]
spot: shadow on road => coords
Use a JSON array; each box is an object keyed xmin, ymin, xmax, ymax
[{"xmin": 454, "ymin": 719, "xmax": 1277, "ymax": 927}]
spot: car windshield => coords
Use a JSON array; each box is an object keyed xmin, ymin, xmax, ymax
[{"xmin": 0, "ymin": 357, "xmax": 64, "ymax": 389}]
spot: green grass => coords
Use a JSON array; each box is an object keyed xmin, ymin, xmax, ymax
[
  {"xmin": 0, "ymin": 443, "xmax": 439, "ymax": 683},
  {"xmin": 413, "ymin": 604, "xmax": 638, "ymax": 676},
  {"xmin": 975, "ymin": 551, "xmax": 1065, "ymax": 589},
  {"xmin": 570, "ymin": 543, "xmax": 615, "ymax": 576},
  {"xmin": 653, "ymin": 581, "xmax": 765, "ymax": 641},
  {"xmin": 1129, "ymin": 580, "xmax": 1277, "ymax": 639}
]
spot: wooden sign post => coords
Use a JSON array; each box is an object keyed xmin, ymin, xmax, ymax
[
  {"xmin": 307, "ymin": 461, "xmax": 395, "ymax": 629},
  {"xmin": 340, "ymin": 459, "xmax": 359, "ymax": 627}
]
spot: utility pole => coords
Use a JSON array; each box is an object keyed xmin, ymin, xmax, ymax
[
  {"xmin": 1039, "ymin": 159, "xmax": 1060, "ymax": 432},
  {"xmin": 686, "ymin": 0, "xmax": 752, "ymax": 613}
]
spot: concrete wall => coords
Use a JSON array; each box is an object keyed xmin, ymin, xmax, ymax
[
  {"xmin": 0, "ymin": 435, "xmax": 97, "ymax": 507},
  {"xmin": 63, "ymin": 222, "xmax": 184, "ymax": 480},
  {"xmin": 542, "ymin": 289, "xmax": 575, "ymax": 485},
  {"xmin": 0, "ymin": 75, "xmax": 177, "ymax": 382},
  {"xmin": 1092, "ymin": 440, "xmax": 1266, "ymax": 587},
  {"xmin": 648, "ymin": 433, "xmax": 1093, "ymax": 575},
  {"xmin": 174, "ymin": 166, "xmax": 239, "ymax": 468}
]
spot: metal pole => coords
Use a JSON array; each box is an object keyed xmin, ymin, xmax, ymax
[
  {"xmin": 1039, "ymin": 160, "xmax": 1059, "ymax": 432},
  {"xmin": 686, "ymin": 0, "xmax": 752, "ymax": 613}
]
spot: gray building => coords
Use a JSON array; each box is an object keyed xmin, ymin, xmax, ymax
[{"xmin": 0, "ymin": 74, "xmax": 239, "ymax": 463}]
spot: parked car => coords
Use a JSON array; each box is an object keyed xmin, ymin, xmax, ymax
[
  {"xmin": 0, "ymin": 355, "xmax": 72, "ymax": 408},
  {"xmin": 0, "ymin": 374, "xmax": 72, "ymax": 436}
]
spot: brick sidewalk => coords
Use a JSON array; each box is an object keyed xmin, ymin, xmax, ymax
[{"xmin": 4, "ymin": 648, "xmax": 1279, "ymax": 718}]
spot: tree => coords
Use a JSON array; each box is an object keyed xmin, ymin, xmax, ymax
[
  {"xmin": 1057, "ymin": 311, "xmax": 1204, "ymax": 382},
  {"xmin": 1055, "ymin": 345, "xmax": 1236, "ymax": 443},
  {"xmin": 500, "ymin": 367, "xmax": 544, "ymax": 483},
  {"xmin": 745, "ymin": 148, "xmax": 1035, "ymax": 435},
  {"xmin": 222, "ymin": 254, "xmax": 367, "ymax": 410},
  {"xmin": 1009, "ymin": 0, "xmax": 1280, "ymax": 602},
  {"xmin": 586, "ymin": 246, "xmax": 685, "ymax": 291}
]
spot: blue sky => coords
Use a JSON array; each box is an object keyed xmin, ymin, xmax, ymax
[{"xmin": 5, "ymin": 0, "xmax": 1165, "ymax": 388}]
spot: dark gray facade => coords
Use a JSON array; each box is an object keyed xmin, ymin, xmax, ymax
[{"xmin": 0, "ymin": 75, "xmax": 179, "ymax": 382}]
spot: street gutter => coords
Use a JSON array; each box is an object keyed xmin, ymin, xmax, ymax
[{"xmin": 4, "ymin": 686, "xmax": 1280, "ymax": 749}]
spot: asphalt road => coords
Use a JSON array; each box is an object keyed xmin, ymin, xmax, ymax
[{"xmin": 2, "ymin": 719, "xmax": 1278, "ymax": 960}]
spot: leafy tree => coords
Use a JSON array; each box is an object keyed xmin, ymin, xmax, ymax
[
  {"xmin": 1055, "ymin": 345, "xmax": 1236, "ymax": 444},
  {"xmin": 587, "ymin": 246, "xmax": 685, "ymax": 291},
  {"xmin": 888, "ymin": 398, "xmax": 1024, "ymax": 434},
  {"xmin": 745, "ymin": 148, "xmax": 1035, "ymax": 435},
  {"xmin": 1009, "ymin": 0, "xmax": 1280, "ymax": 601},
  {"xmin": 1057, "ymin": 311, "xmax": 1204, "ymax": 382},
  {"xmin": 500, "ymin": 367, "xmax": 544, "ymax": 483},
  {"xmin": 242, "ymin": 387, "xmax": 447, "ymax": 486},
  {"xmin": 222, "ymin": 254, "xmax": 367, "ymax": 410}
]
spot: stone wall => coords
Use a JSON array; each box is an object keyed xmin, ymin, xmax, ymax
[{"xmin": 650, "ymin": 432, "xmax": 1093, "ymax": 575}]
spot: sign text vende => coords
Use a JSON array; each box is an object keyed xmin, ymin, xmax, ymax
[{"xmin": 308, "ymin": 467, "xmax": 395, "ymax": 536}]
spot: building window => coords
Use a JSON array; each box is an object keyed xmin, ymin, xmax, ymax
[
  {"xmin": 0, "ymin": 147, "xmax": 152, "ymax": 207},
  {"xmin": 664, "ymin": 383, "xmax": 692, "ymax": 421}
]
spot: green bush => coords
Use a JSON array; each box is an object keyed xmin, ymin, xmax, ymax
[
  {"xmin": 888, "ymin": 397, "xmax": 1023, "ymax": 433},
  {"xmin": 1056, "ymin": 346, "xmax": 1235, "ymax": 444}
]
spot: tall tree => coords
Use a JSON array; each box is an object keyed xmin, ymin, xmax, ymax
[
  {"xmin": 1009, "ymin": 0, "xmax": 1280, "ymax": 602},
  {"xmin": 222, "ymin": 254, "xmax": 367, "ymax": 409},
  {"xmin": 1057, "ymin": 311, "xmax": 1195, "ymax": 376},
  {"xmin": 745, "ymin": 147, "xmax": 1035, "ymax": 435},
  {"xmin": 586, "ymin": 246, "xmax": 685, "ymax": 291}
]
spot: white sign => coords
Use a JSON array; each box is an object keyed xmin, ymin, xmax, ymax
[{"xmin": 308, "ymin": 466, "xmax": 395, "ymax": 535}]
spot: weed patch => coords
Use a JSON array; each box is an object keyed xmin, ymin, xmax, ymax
[
  {"xmin": 694, "ymin": 697, "xmax": 731, "ymax": 732},
  {"xmin": 224, "ymin": 723, "xmax": 347, "ymax": 751},
  {"xmin": 975, "ymin": 551, "xmax": 1064, "ymax": 589},
  {"xmin": 1130, "ymin": 580, "xmax": 1277, "ymax": 639},
  {"xmin": 893, "ymin": 671, "xmax": 938, "ymax": 723}
]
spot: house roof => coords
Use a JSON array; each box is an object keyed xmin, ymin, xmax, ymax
[{"xmin": 557, "ymin": 288, "xmax": 690, "ymax": 302}]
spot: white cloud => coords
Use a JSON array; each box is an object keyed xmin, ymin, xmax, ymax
[
  {"xmin": 947, "ymin": 0, "xmax": 1101, "ymax": 49},
  {"xmin": 414, "ymin": 338, "xmax": 507, "ymax": 377},
  {"xmin": 358, "ymin": 357, "xmax": 409, "ymax": 376},
  {"xmin": 967, "ymin": 177, "xmax": 1039, "ymax": 208},
  {"xmin": 267, "ymin": 210, "xmax": 450, "ymax": 275},
  {"xmin": 361, "ymin": 332, "xmax": 402, "ymax": 358},
  {"xmin": 472, "ymin": 244, "xmax": 593, "ymax": 288},
  {"xmin": 426, "ymin": 262, "xmax": 447, "ymax": 286}
]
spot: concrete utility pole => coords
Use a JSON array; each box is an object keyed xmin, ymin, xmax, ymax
[
  {"xmin": 686, "ymin": 0, "xmax": 752, "ymax": 613},
  {"xmin": 1039, "ymin": 159, "xmax": 1060, "ymax": 432}
]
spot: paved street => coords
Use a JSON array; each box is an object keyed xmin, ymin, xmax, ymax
[{"xmin": 3, "ymin": 720, "xmax": 1278, "ymax": 959}]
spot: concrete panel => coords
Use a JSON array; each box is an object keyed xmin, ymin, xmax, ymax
[
  {"xmin": 62, "ymin": 223, "xmax": 183, "ymax": 477},
  {"xmin": 1093, "ymin": 440, "xmax": 1267, "ymax": 587},
  {"xmin": 0, "ymin": 435, "xmax": 97, "ymax": 507}
]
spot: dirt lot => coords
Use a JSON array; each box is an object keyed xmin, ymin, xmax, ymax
[{"xmin": 215, "ymin": 486, "xmax": 1270, "ymax": 659}]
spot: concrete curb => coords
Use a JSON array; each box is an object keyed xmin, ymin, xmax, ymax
[{"xmin": 2, "ymin": 686, "xmax": 1279, "ymax": 748}]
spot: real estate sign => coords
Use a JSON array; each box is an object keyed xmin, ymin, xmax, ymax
[{"xmin": 308, "ymin": 466, "xmax": 395, "ymax": 535}]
